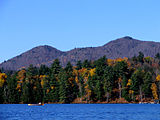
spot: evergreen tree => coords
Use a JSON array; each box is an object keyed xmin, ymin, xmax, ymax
[
  {"xmin": 50, "ymin": 59, "xmax": 62, "ymax": 76},
  {"xmin": 21, "ymin": 82, "xmax": 30, "ymax": 103},
  {"xmin": 114, "ymin": 61, "xmax": 128, "ymax": 78},
  {"xmin": 65, "ymin": 62, "xmax": 73, "ymax": 73},
  {"xmin": 155, "ymin": 53, "xmax": 160, "ymax": 59},
  {"xmin": 122, "ymin": 75, "xmax": 129, "ymax": 100},
  {"xmin": 130, "ymin": 69, "xmax": 144, "ymax": 102},
  {"xmin": 142, "ymin": 72, "xmax": 152, "ymax": 98},
  {"xmin": 114, "ymin": 61, "xmax": 128, "ymax": 99},
  {"xmin": 76, "ymin": 60, "xmax": 82, "ymax": 70},
  {"xmin": 27, "ymin": 64, "xmax": 38, "ymax": 76},
  {"xmin": 39, "ymin": 64, "xmax": 50, "ymax": 75},
  {"xmin": 33, "ymin": 77, "xmax": 43, "ymax": 103},
  {"xmin": 7, "ymin": 74, "xmax": 19, "ymax": 103},
  {"xmin": 137, "ymin": 52, "xmax": 144, "ymax": 63},
  {"xmin": 82, "ymin": 60, "xmax": 91, "ymax": 69},
  {"xmin": 103, "ymin": 66, "xmax": 114, "ymax": 102},
  {"xmin": 22, "ymin": 65, "xmax": 37, "ymax": 103},
  {"xmin": 0, "ymin": 88, "xmax": 4, "ymax": 103},
  {"xmin": 41, "ymin": 76, "xmax": 50, "ymax": 103},
  {"xmin": 58, "ymin": 70, "xmax": 70, "ymax": 103},
  {"xmin": 87, "ymin": 75, "xmax": 95, "ymax": 101},
  {"xmin": 95, "ymin": 56, "xmax": 107, "ymax": 76},
  {"xmin": 48, "ymin": 74, "xmax": 59, "ymax": 102},
  {"xmin": 77, "ymin": 74, "xmax": 85, "ymax": 101},
  {"xmin": 95, "ymin": 78, "xmax": 103, "ymax": 101}
]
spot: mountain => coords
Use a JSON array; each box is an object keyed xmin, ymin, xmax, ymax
[
  {"xmin": 1, "ymin": 36, "xmax": 160, "ymax": 71},
  {"xmin": 57, "ymin": 36, "xmax": 160, "ymax": 66},
  {"xmin": 0, "ymin": 45, "xmax": 64, "ymax": 70}
]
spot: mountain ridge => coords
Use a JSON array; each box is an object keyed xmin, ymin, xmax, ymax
[{"xmin": 1, "ymin": 36, "xmax": 160, "ymax": 71}]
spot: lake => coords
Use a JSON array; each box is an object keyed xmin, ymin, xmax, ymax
[{"xmin": 0, "ymin": 104, "xmax": 160, "ymax": 120}]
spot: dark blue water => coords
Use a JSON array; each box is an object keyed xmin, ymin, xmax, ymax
[{"xmin": 0, "ymin": 104, "xmax": 160, "ymax": 120}]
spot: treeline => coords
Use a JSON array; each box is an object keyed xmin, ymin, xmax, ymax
[{"xmin": 1, "ymin": 52, "xmax": 160, "ymax": 104}]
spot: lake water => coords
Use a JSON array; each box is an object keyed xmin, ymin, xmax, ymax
[{"xmin": 0, "ymin": 104, "xmax": 160, "ymax": 120}]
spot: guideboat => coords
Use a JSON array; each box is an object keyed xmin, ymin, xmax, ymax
[{"xmin": 28, "ymin": 102, "xmax": 44, "ymax": 106}]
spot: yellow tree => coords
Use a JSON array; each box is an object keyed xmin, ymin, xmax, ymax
[
  {"xmin": 151, "ymin": 83, "xmax": 158, "ymax": 100},
  {"xmin": 0, "ymin": 73, "xmax": 7, "ymax": 103},
  {"xmin": 118, "ymin": 77, "xmax": 122, "ymax": 99},
  {"xmin": 78, "ymin": 68, "xmax": 93, "ymax": 102},
  {"xmin": 39, "ymin": 75, "xmax": 49, "ymax": 88},
  {"xmin": 16, "ymin": 70, "xmax": 26, "ymax": 92},
  {"xmin": 127, "ymin": 79, "xmax": 134, "ymax": 100},
  {"xmin": 156, "ymin": 75, "xmax": 160, "ymax": 81},
  {"xmin": 89, "ymin": 68, "xmax": 96, "ymax": 77},
  {"xmin": 0, "ymin": 73, "xmax": 7, "ymax": 87},
  {"xmin": 156, "ymin": 75, "xmax": 160, "ymax": 99},
  {"xmin": 73, "ymin": 69, "xmax": 85, "ymax": 102}
]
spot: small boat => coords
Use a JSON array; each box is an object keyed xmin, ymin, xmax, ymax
[{"xmin": 28, "ymin": 102, "xmax": 44, "ymax": 106}]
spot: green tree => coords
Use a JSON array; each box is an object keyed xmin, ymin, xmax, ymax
[
  {"xmin": 95, "ymin": 56, "xmax": 107, "ymax": 76},
  {"xmin": 130, "ymin": 69, "xmax": 144, "ymax": 102},
  {"xmin": 87, "ymin": 75, "xmax": 95, "ymax": 101},
  {"xmin": 82, "ymin": 60, "xmax": 91, "ymax": 69},
  {"xmin": 27, "ymin": 64, "xmax": 38, "ymax": 76},
  {"xmin": 121, "ymin": 75, "xmax": 129, "ymax": 101},
  {"xmin": 142, "ymin": 72, "xmax": 152, "ymax": 98},
  {"xmin": 103, "ymin": 66, "xmax": 114, "ymax": 102},
  {"xmin": 7, "ymin": 74, "xmax": 19, "ymax": 103},
  {"xmin": 155, "ymin": 53, "xmax": 160, "ymax": 59},
  {"xmin": 50, "ymin": 59, "xmax": 62, "ymax": 76},
  {"xmin": 77, "ymin": 74, "xmax": 85, "ymax": 101},
  {"xmin": 21, "ymin": 81, "xmax": 33, "ymax": 103},
  {"xmin": 114, "ymin": 61, "xmax": 128, "ymax": 99},
  {"xmin": 58, "ymin": 70, "xmax": 70, "ymax": 103},
  {"xmin": 48, "ymin": 74, "xmax": 59, "ymax": 102},
  {"xmin": 33, "ymin": 77, "xmax": 43, "ymax": 103},
  {"xmin": 39, "ymin": 64, "xmax": 50, "ymax": 75},
  {"xmin": 21, "ymin": 65, "xmax": 38, "ymax": 103},
  {"xmin": 137, "ymin": 52, "xmax": 144, "ymax": 63},
  {"xmin": 76, "ymin": 60, "xmax": 82, "ymax": 70},
  {"xmin": 65, "ymin": 62, "xmax": 73, "ymax": 73},
  {"xmin": 95, "ymin": 78, "xmax": 103, "ymax": 101}
]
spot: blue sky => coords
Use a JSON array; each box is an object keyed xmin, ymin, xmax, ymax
[{"xmin": 0, "ymin": 0, "xmax": 160, "ymax": 63}]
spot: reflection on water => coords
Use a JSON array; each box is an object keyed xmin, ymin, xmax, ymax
[{"xmin": 0, "ymin": 104, "xmax": 160, "ymax": 120}]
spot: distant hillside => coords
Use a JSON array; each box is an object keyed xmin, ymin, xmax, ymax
[
  {"xmin": 0, "ymin": 45, "xmax": 64, "ymax": 70},
  {"xmin": 1, "ymin": 36, "xmax": 160, "ymax": 70}
]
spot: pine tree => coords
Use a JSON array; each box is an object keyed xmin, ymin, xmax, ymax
[
  {"xmin": 33, "ymin": 77, "xmax": 43, "ymax": 103},
  {"xmin": 130, "ymin": 69, "xmax": 144, "ymax": 102},
  {"xmin": 39, "ymin": 64, "xmax": 50, "ymax": 75},
  {"xmin": 7, "ymin": 74, "xmax": 19, "ymax": 103},
  {"xmin": 76, "ymin": 61, "xmax": 82, "ymax": 70},
  {"xmin": 155, "ymin": 53, "xmax": 160, "ymax": 59},
  {"xmin": 103, "ymin": 66, "xmax": 114, "ymax": 102},
  {"xmin": 65, "ymin": 62, "xmax": 73, "ymax": 72},
  {"xmin": 95, "ymin": 78, "xmax": 103, "ymax": 101},
  {"xmin": 48, "ymin": 74, "xmax": 59, "ymax": 102},
  {"xmin": 137, "ymin": 52, "xmax": 144, "ymax": 63},
  {"xmin": 142, "ymin": 72, "xmax": 152, "ymax": 98},
  {"xmin": 50, "ymin": 59, "xmax": 62, "ymax": 76},
  {"xmin": 122, "ymin": 75, "xmax": 129, "ymax": 100},
  {"xmin": 58, "ymin": 70, "xmax": 70, "ymax": 103},
  {"xmin": 82, "ymin": 60, "xmax": 91, "ymax": 69}
]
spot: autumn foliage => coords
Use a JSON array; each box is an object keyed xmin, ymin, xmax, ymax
[{"xmin": 1, "ymin": 52, "xmax": 160, "ymax": 104}]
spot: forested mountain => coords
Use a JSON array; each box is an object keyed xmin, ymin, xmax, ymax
[
  {"xmin": 1, "ymin": 36, "xmax": 160, "ymax": 71},
  {"xmin": 1, "ymin": 54, "xmax": 160, "ymax": 104},
  {"xmin": 0, "ymin": 45, "xmax": 64, "ymax": 70}
]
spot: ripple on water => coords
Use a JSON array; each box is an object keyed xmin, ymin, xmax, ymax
[{"xmin": 0, "ymin": 104, "xmax": 160, "ymax": 120}]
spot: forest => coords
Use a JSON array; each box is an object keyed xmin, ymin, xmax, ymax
[{"xmin": 1, "ymin": 52, "xmax": 160, "ymax": 104}]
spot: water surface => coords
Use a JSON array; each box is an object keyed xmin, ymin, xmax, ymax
[{"xmin": 0, "ymin": 104, "xmax": 160, "ymax": 120}]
